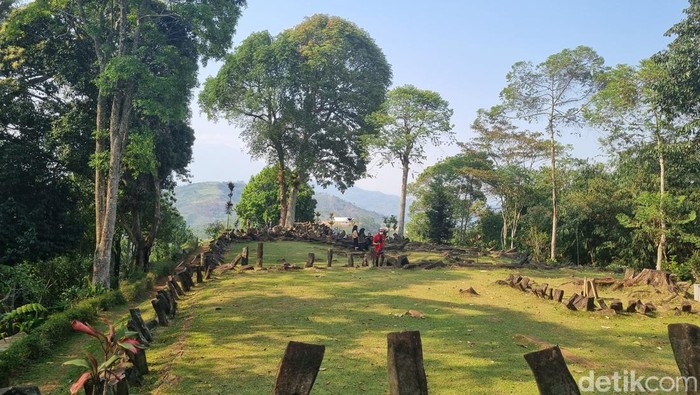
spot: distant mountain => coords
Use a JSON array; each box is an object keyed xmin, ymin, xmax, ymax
[
  {"xmin": 174, "ymin": 182, "xmax": 390, "ymax": 236},
  {"xmin": 313, "ymin": 185, "xmax": 402, "ymax": 219},
  {"xmin": 174, "ymin": 181, "xmax": 244, "ymax": 235}
]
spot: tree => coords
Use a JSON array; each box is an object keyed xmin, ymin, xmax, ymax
[
  {"xmin": 653, "ymin": 0, "xmax": 700, "ymax": 120},
  {"xmin": 45, "ymin": 0, "xmax": 246, "ymax": 287},
  {"xmin": 585, "ymin": 60, "xmax": 685, "ymax": 270},
  {"xmin": 235, "ymin": 167, "xmax": 317, "ymax": 228},
  {"xmin": 200, "ymin": 15, "xmax": 392, "ymax": 227},
  {"xmin": 468, "ymin": 107, "xmax": 549, "ymax": 249},
  {"xmin": 409, "ymin": 178, "xmax": 455, "ymax": 244},
  {"xmin": 500, "ymin": 46, "xmax": 604, "ymax": 261},
  {"xmin": 408, "ymin": 152, "xmax": 488, "ymax": 245},
  {"xmin": 368, "ymin": 85, "xmax": 454, "ymax": 236}
]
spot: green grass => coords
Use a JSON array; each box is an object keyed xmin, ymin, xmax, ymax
[{"xmin": 10, "ymin": 241, "xmax": 699, "ymax": 394}]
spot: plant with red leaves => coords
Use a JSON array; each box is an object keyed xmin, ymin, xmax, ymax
[{"xmin": 63, "ymin": 319, "xmax": 144, "ymax": 395}]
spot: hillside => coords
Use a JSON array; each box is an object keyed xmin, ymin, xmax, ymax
[{"xmin": 174, "ymin": 182, "xmax": 393, "ymax": 236}]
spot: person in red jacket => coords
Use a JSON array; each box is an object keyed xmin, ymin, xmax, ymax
[{"xmin": 372, "ymin": 228, "xmax": 387, "ymax": 266}]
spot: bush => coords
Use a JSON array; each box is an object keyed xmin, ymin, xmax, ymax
[{"xmin": 0, "ymin": 290, "xmax": 126, "ymax": 381}]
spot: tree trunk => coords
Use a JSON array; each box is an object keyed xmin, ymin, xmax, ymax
[
  {"xmin": 141, "ymin": 176, "xmax": 162, "ymax": 272},
  {"xmin": 93, "ymin": 0, "xmax": 141, "ymax": 289},
  {"xmin": 95, "ymin": 92, "xmax": 108, "ymax": 247},
  {"xmin": 549, "ymin": 126, "xmax": 558, "ymax": 262},
  {"xmin": 285, "ymin": 174, "xmax": 301, "ymax": 228},
  {"xmin": 656, "ymin": 130, "xmax": 666, "ymax": 271},
  {"xmin": 94, "ymin": 78, "xmax": 136, "ymax": 288},
  {"xmin": 277, "ymin": 161, "xmax": 288, "ymax": 227},
  {"xmin": 397, "ymin": 160, "xmax": 410, "ymax": 236}
]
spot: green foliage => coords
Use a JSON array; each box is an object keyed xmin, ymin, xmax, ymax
[
  {"xmin": 200, "ymin": 15, "xmax": 391, "ymax": 225},
  {"xmin": 0, "ymin": 303, "xmax": 48, "ymax": 339},
  {"xmin": 204, "ymin": 221, "xmax": 225, "ymax": 240},
  {"xmin": 63, "ymin": 319, "xmax": 144, "ymax": 394},
  {"xmin": 235, "ymin": 167, "xmax": 317, "ymax": 227},
  {"xmin": 0, "ymin": 290, "xmax": 124, "ymax": 381},
  {"xmin": 667, "ymin": 252, "xmax": 700, "ymax": 281}
]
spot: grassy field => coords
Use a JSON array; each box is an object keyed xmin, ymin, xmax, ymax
[{"xmin": 10, "ymin": 241, "xmax": 700, "ymax": 394}]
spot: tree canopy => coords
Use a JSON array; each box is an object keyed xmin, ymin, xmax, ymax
[
  {"xmin": 367, "ymin": 85, "xmax": 453, "ymax": 236},
  {"xmin": 200, "ymin": 14, "xmax": 392, "ymax": 227}
]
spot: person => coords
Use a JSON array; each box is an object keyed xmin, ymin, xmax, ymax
[
  {"xmin": 351, "ymin": 225, "xmax": 359, "ymax": 250},
  {"xmin": 358, "ymin": 228, "xmax": 367, "ymax": 251},
  {"xmin": 372, "ymin": 228, "xmax": 387, "ymax": 266}
]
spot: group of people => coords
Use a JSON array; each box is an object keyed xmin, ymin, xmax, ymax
[{"xmin": 351, "ymin": 225, "xmax": 387, "ymax": 256}]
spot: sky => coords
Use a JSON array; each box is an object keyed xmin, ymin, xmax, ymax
[{"xmin": 188, "ymin": 0, "xmax": 688, "ymax": 195}]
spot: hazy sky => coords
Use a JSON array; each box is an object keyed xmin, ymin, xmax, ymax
[{"xmin": 188, "ymin": 0, "xmax": 688, "ymax": 195}]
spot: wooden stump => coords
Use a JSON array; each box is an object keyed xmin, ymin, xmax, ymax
[
  {"xmin": 363, "ymin": 253, "xmax": 369, "ymax": 267},
  {"xmin": 540, "ymin": 283, "xmax": 549, "ymax": 294},
  {"xmin": 387, "ymin": 331, "xmax": 428, "ymax": 395},
  {"xmin": 626, "ymin": 299, "xmax": 640, "ymax": 313},
  {"xmin": 327, "ymin": 249, "xmax": 333, "ymax": 267},
  {"xmin": 256, "ymin": 242, "xmax": 264, "ymax": 268},
  {"xmin": 546, "ymin": 288, "xmax": 553, "ymax": 300},
  {"xmin": 305, "ymin": 253, "xmax": 315, "ymax": 268},
  {"xmin": 667, "ymin": 323, "xmax": 700, "ymax": 395},
  {"xmin": 347, "ymin": 254, "xmax": 354, "ymax": 267},
  {"xmin": 523, "ymin": 345, "xmax": 580, "ymax": 395},
  {"xmin": 553, "ymin": 289, "xmax": 564, "ymax": 303},
  {"xmin": 398, "ymin": 255, "xmax": 410, "ymax": 267},
  {"xmin": 273, "ymin": 341, "xmax": 325, "ymax": 395}
]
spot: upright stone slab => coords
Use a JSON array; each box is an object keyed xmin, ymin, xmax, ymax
[
  {"xmin": 0, "ymin": 386, "xmax": 42, "ymax": 395},
  {"xmin": 273, "ymin": 341, "xmax": 325, "ymax": 395},
  {"xmin": 524, "ymin": 346, "xmax": 580, "ymax": 395},
  {"xmin": 387, "ymin": 331, "xmax": 428, "ymax": 395},
  {"xmin": 242, "ymin": 246, "xmax": 249, "ymax": 265},
  {"xmin": 129, "ymin": 308, "xmax": 153, "ymax": 343},
  {"xmin": 667, "ymin": 323, "xmax": 700, "ymax": 395},
  {"xmin": 327, "ymin": 249, "xmax": 333, "ymax": 267},
  {"xmin": 256, "ymin": 242, "xmax": 264, "ymax": 268},
  {"xmin": 306, "ymin": 253, "xmax": 315, "ymax": 268},
  {"xmin": 553, "ymin": 289, "xmax": 564, "ymax": 303}
]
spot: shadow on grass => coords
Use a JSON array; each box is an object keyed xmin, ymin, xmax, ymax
[{"xmin": 140, "ymin": 264, "xmax": 688, "ymax": 395}]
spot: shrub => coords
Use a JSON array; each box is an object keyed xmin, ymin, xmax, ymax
[{"xmin": 0, "ymin": 290, "xmax": 126, "ymax": 381}]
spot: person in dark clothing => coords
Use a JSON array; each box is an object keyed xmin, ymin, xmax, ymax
[{"xmin": 358, "ymin": 228, "xmax": 368, "ymax": 251}]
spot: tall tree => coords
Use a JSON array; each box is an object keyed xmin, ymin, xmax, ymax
[
  {"xmin": 500, "ymin": 46, "xmax": 604, "ymax": 261},
  {"xmin": 468, "ymin": 106, "xmax": 549, "ymax": 249},
  {"xmin": 585, "ymin": 61, "xmax": 684, "ymax": 270},
  {"xmin": 368, "ymin": 85, "xmax": 454, "ymax": 236},
  {"xmin": 200, "ymin": 15, "xmax": 392, "ymax": 227},
  {"xmin": 49, "ymin": 0, "xmax": 247, "ymax": 287}
]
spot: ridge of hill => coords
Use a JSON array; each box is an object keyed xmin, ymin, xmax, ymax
[{"xmin": 174, "ymin": 182, "xmax": 395, "ymax": 236}]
